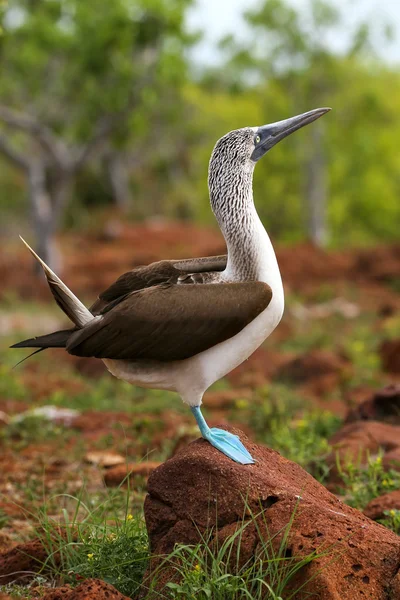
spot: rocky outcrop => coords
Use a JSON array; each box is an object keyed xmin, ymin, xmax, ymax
[
  {"xmin": 325, "ymin": 386, "xmax": 400, "ymax": 484},
  {"xmin": 346, "ymin": 384, "xmax": 400, "ymax": 424},
  {"xmin": 42, "ymin": 579, "xmax": 131, "ymax": 599},
  {"xmin": 275, "ymin": 349, "xmax": 349, "ymax": 385},
  {"xmin": 327, "ymin": 420, "xmax": 400, "ymax": 469},
  {"xmin": 364, "ymin": 491, "xmax": 400, "ymax": 521},
  {"xmin": 104, "ymin": 461, "xmax": 161, "ymax": 486},
  {"xmin": 0, "ymin": 538, "xmax": 60, "ymax": 584},
  {"xmin": 143, "ymin": 427, "xmax": 400, "ymax": 599},
  {"xmin": 380, "ymin": 341, "xmax": 400, "ymax": 376}
]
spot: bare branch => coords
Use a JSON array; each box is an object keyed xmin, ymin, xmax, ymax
[
  {"xmin": 72, "ymin": 113, "xmax": 121, "ymax": 170},
  {"xmin": 0, "ymin": 105, "xmax": 71, "ymax": 168},
  {"xmin": 0, "ymin": 132, "xmax": 30, "ymax": 170}
]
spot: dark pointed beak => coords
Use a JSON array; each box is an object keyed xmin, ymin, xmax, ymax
[{"xmin": 251, "ymin": 107, "xmax": 331, "ymax": 162}]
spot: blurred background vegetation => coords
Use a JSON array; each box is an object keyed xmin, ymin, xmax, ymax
[{"xmin": 0, "ymin": 0, "xmax": 399, "ymax": 269}]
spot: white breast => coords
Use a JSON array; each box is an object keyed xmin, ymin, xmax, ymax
[{"xmin": 175, "ymin": 215, "xmax": 284, "ymax": 405}]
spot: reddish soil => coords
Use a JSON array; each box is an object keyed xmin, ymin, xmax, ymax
[
  {"xmin": 380, "ymin": 339, "xmax": 400, "ymax": 375},
  {"xmin": 364, "ymin": 490, "xmax": 400, "ymax": 521},
  {"xmin": 0, "ymin": 224, "xmax": 399, "ymax": 597},
  {"xmin": 1, "ymin": 224, "xmax": 400, "ymax": 308},
  {"xmin": 345, "ymin": 384, "xmax": 400, "ymax": 424},
  {"xmin": 326, "ymin": 421, "xmax": 400, "ymax": 485}
]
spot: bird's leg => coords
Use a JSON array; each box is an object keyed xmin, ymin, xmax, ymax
[{"xmin": 191, "ymin": 406, "xmax": 255, "ymax": 465}]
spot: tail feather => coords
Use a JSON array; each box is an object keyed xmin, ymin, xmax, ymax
[
  {"xmin": 19, "ymin": 236, "xmax": 93, "ymax": 328},
  {"xmin": 10, "ymin": 329, "xmax": 73, "ymax": 349},
  {"xmin": 12, "ymin": 348, "xmax": 46, "ymax": 369}
]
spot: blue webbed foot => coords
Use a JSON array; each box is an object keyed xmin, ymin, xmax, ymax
[
  {"xmin": 204, "ymin": 427, "xmax": 255, "ymax": 465},
  {"xmin": 191, "ymin": 405, "xmax": 255, "ymax": 465}
]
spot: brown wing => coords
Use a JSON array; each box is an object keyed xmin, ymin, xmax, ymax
[
  {"xmin": 68, "ymin": 281, "xmax": 272, "ymax": 362},
  {"xmin": 90, "ymin": 255, "xmax": 227, "ymax": 315}
]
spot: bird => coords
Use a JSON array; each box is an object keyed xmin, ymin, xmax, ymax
[{"xmin": 11, "ymin": 107, "xmax": 330, "ymax": 465}]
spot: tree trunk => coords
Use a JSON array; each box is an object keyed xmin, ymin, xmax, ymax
[
  {"xmin": 28, "ymin": 162, "xmax": 62, "ymax": 273},
  {"xmin": 106, "ymin": 152, "xmax": 131, "ymax": 212},
  {"xmin": 304, "ymin": 121, "xmax": 328, "ymax": 247}
]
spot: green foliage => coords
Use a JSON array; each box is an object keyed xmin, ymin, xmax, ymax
[
  {"xmin": 0, "ymin": 583, "xmax": 39, "ymax": 598},
  {"xmin": 155, "ymin": 506, "xmax": 319, "ymax": 600},
  {"xmin": 0, "ymin": 414, "xmax": 70, "ymax": 448},
  {"xmin": 47, "ymin": 374, "xmax": 183, "ymax": 415},
  {"xmin": 0, "ymin": 0, "xmax": 399, "ymax": 245},
  {"xmin": 236, "ymin": 384, "xmax": 341, "ymax": 482},
  {"xmin": 379, "ymin": 510, "xmax": 400, "ymax": 535},
  {"xmin": 337, "ymin": 452, "xmax": 400, "ymax": 510},
  {"xmin": 67, "ymin": 513, "xmax": 148, "ymax": 596},
  {"xmin": 0, "ymin": 508, "xmax": 9, "ymax": 529},
  {"xmin": 0, "ymin": 363, "xmax": 28, "ymax": 400},
  {"xmin": 0, "ymin": 0, "xmax": 194, "ymax": 137},
  {"xmin": 28, "ymin": 486, "xmax": 149, "ymax": 597}
]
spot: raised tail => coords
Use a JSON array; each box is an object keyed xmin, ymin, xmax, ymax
[
  {"xmin": 11, "ymin": 238, "xmax": 94, "ymax": 359},
  {"xmin": 19, "ymin": 236, "xmax": 93, "ymax": 327}
]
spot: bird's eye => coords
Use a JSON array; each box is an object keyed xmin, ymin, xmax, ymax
[{"xmin": 255, "ymin": 135, "xmax": 261, "ymax": 144}]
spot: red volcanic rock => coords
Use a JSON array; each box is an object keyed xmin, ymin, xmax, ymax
[
  {"xmin": 143, "ymin": 427, "xmax": 400, "ymax": 599},
  {"xmin": 364, "ymin": 490, "xmax": 400, "ymax": 521},
  {"xmin": 42, "ymin": 579, "xmax": 131, "ymax": 599},
  {"xmin": 0, "ymin": 538, "xmax": 61, "ymax": 584},
  {"xmin": 205, "ymin": 388, "xmax": 252, "ymax": 410},
  {"xmin": 325, "ymin": 420, "xmax": 400, "ymax": 488},
  {"xmin": 228, "ymin": 347, "xmax": 288, "ymax": 387},
  {"xmin": 346, "ymin": 384, "xmax": 400, "ymax": 424},
  {"xmin": 383, "ymin": 447, "xmax": 400, "ymax": 470},
  {"xmin": 352, "ymin": 244, "xmax": 400, "ymax": 283},
  {"xmin": 380, "ymin": 340, "xmax": 400, "ymax": 376},
  {"xmin": 275, "ymin": 349, "xmax": 349, "ymax": 385},
  {"xmin": 104, "ymin": 461, "xmax": 161, "ymax": 487}
]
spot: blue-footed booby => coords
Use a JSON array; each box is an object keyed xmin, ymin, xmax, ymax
[{"xmin": 12, "ymin": 107, "xmax": 330, "ymax": 464}]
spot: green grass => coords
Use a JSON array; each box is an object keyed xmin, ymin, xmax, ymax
[
  {"xmin": 233, "ymin": 384, "xmax": 342, "ymax": 483},
  {"xmin": 336, "ymin": 452, "xmax": 400, "ymax": 510},
  {"xmin": 6, "ymin": 484, "xmax": 150, "ymax": 598},
  {"xmin": 0, "ymin": 413, "xmax": 73, "ymax": 449},
  {"xmin": 151, "ymin": 502, "xmax": 328, "ymax": 600},
  {"xmin": 1, "ymin": 288, "xmax": 399, "ymax": 596},
  {"xmin": 379, "ymin": 510, "xmax": 400, "ymax": 535},
  {"xmin": 0, "ymin": 488, "xmax": 328, "ymax": 600}
]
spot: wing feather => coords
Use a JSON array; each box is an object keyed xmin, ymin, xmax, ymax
[
  {"xmin": 90, "ymin": 255, "xmax": 227, "ymax": 315},
  {"xmin": 69, "ymin": 281, "xmax": 271, "ymax": 362}
]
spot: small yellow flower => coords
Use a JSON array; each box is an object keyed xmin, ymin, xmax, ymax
[
  {"xmin": 235, "ymin": 399, "xmax": 248, "ymax": 410},
  {"xmin": 126, "ymin": 514, "xmax": 133, "ymax": 521},
  {"xmin": 352, "ymin": 341, "xmax": 364, "ymax": 353},
  {"xmin": 382, "ymin": 479, "xmax": 389, "ymax": 487},
  {"xmin": 390, "ymin": 510, "xmax": 396, "ymax": 517},
  {"xmin": 193, "ymin": 564, "xmax": 201, "ymax": 572},
  {"xmin": 87, "ymin": 553, "xmax": 94, "ymax": 560},
  {"xmin": 375, "ymin": 456, "xmax": 382, "ymax": 465}
]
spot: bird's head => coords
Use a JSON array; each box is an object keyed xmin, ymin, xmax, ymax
[{"xmin": 208, "ymin": 107, "xmax": 331, "ymax": 210}]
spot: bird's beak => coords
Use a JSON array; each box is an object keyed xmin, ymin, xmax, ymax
[{"xmin": 251, "ymin": 107, "xmax": 331, "ymax": 162}]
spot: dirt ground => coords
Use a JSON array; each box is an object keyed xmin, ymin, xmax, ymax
[{"xmin": 0, "ymin": 222, "xmax": 399, "ymax": 597}]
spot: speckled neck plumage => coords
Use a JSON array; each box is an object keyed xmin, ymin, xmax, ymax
[{"xmin": 208, "ymin": 150, "xmax": 267, "ymax": 282}]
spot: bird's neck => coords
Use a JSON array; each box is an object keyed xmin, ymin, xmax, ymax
[{"xmin": 209, "ymin": 170, "xmax": 283, "ymax": 292}]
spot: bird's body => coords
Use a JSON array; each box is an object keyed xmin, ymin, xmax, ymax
[
  {"xmin": 103, "ymin": 216, "xmax": 284, "ymax": 405},
  {"xmin": 12, "ymin": 107, "xmax": 330, "ymax": 464}
]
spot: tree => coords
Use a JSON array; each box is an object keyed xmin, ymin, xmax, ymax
[
  {"xmin": 0, "ymin": 0, "xmax": 195, "ymax": 269},
  {"xmin": 218, "ymin": 0, "xmax": 395, "ymax": 246}
]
